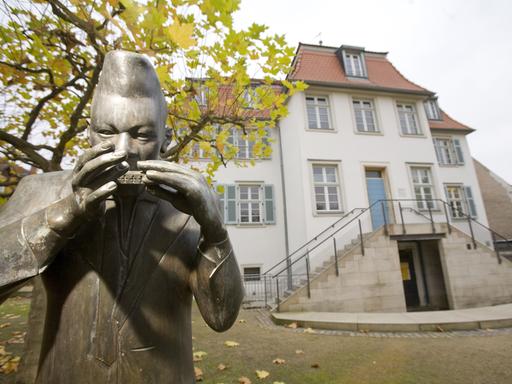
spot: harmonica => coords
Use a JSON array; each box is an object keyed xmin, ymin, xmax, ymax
[{"xmin": 117, "ymin": 171, "xmax": 144, "ymax": 185}]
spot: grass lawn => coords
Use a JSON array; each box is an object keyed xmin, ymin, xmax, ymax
[{"xmin": 1, "ymin": 296, "xmax": 512, "ymax": 383}]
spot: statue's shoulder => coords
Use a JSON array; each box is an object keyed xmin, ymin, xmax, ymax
[{"xmin": 0, "ymin": 170, "xmax": 72, "ymax": 223}]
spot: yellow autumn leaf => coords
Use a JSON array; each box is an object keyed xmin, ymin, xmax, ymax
[
  {"xmin": 286, "ymin": 322, "xmax": 298, "ymax": 329},
  {"xmin": 193, "ymin": 351, "xmax": 207, "ymax": 361},
  {"xmin": 295, "ymin": 350, "xmax": 304, "ymax": 355},
  {"xmin": 199, "ymin": 141, "xmax": 211, "ymax": 152},
  {"xmin": 217, "ymin": 363, "xmax": 228, "ymax": 371},
  {"xmin": 224, "ymin": 340, "xmax": 239, "ymax": 347},
  {"xmin": 303, "ymin": 328, "xmax": 316, "ymax": 334},
  {"xmin": 273, "ymin": 382, "xmax": 286, "ymax": 384},
  {"xmin": 167, "ymin": 21, "xmax": 196, "ymax": 49},
  {"xmin": 194, "ymin": 366, "xmax": 203, "ymax": 381},
  {"xmin": 272, "ymin": 358, "xmax": 285, "ymax": 365},
  {"xmin": 0, "ymin": 356, "xmax": 20, "ymax": 374},
  {"xmin": 239, "ymin": 377, "xmax": 252, "ymax": 384},
  {"xmin": 256, "ymin": 370, "xmax": 270, "ymax": 379}
]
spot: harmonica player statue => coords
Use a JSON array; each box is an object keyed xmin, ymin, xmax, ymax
[{"xmin": 0, "ymin": 50, "xmax": 243, "ymax": 383}]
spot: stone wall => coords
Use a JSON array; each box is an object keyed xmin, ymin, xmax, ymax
[
  {"xmin": 440, "ymin": 227, "xmax": 512, "ymax": 309},
  {"xmin": 279, "ymin": 227, "xmax": 406, "ymax": 313}
]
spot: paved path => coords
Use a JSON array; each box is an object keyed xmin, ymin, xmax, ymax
[{"xmin": 263, "ymin": 304, "xmax": 512, "ymax": 336}]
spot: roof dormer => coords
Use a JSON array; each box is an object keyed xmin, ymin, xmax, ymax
[{"xmin": 335, "ymin": 45, "xmax": 368, "ymax": 79}]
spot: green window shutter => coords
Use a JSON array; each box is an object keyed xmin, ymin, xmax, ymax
[
  {"xmin": 225, "ymin": 184, "xmax": 237, "ymax": 224},
  {"xmin": 264, "ymin": 184, "xmax": 275, "ymax": 224},
  {"xmin": 453, "ymin": 139, "xmax": 465, "ymax": 164},
  {"xmin": 464, "ymin": 186, "xmax": 477, "ymax": 218}
]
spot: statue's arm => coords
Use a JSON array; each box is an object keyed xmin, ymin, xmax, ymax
[
  {"xmin": 190, "ymin": 233, "xmax": 244, "ymax": 332},
  {"xmin": 0, "ymin": 177, "xmax": 79, "ymax": 303}
]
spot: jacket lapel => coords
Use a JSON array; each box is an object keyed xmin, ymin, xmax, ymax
[{"xmin": 113, "ymin": 193, "xmax": 191, "ymax": 328}]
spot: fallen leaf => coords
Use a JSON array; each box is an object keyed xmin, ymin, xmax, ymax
[
  {"xmin": 272, "ymin": 358, "xmax": 286, "ymax": 365},
  {"xmin": 217, "ymin": 363, "xmax": 228, "ymax": 371},
  {"xmin": 436, "ymin": 325, "xmax": 445, "ymax": 332},
  {"xmin": 0, "ymin": 356, "xmax": 20, "ymax": 374},
  {"xmin": 238, "ymin": 319, "xmax": 247, "ymax": 323},
  {"xmin": 295, "ymin": 350, "xmax": 304, "ymax": 355},
  {"xmin": 239, "ymin": 377, "xmax": 252, "ymax": 384},
  {"xmin": 273, "ymin": 382, "xmax": 286, "ymax": 384},
  {"xmin": 193, "ymin": 351, "xmax": 207, "ymax": 362},
  {"xmin": 224, "ymin": 340, "xmax": 240, "ymax": 347},
  {"xmin": 286, "ymin": 322, "xmax": 298, "ymax": 329},
  {"xmin": 0, "ymin": 323, "xmax": 10, "ymax": 329},
  {"xmin": 303, "ymin": 328, "xmax": 316, "ymax": 334},
  {"xmin": 256, "ymin": 370, "xmax": 270, "ymax": 379},
  {"xmin": 194, "ymin": 366, "xmax": 203, "ymax": 381},
  {"xmin": 311, "ymin": 363, "xmax": 320, "ymax": 369}
]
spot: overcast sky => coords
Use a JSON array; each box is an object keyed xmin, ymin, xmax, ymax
[{"xmin": 235, "ymin": 0, "xmax": 512, "ymax": 183}]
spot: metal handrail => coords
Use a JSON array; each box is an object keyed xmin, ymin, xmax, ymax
[
  {"xmin": 263, "ymin": 207, "xmax": 362, "ymax": 275},
  {"xmin": 267, "ymin": 198, "xmax": 510, "ymax": 308}
]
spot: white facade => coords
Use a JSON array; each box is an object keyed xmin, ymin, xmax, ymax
[{"xmin": 204, "ymin": 44, "xmax": 491, "ymax": 284}]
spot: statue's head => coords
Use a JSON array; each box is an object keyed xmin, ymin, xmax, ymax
[{"xmin": 89, "ymin": 50, "xmax": 169, "ymax": 169}]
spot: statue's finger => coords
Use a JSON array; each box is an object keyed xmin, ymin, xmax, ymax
[
  {"xmin": 75, "ymin": 142, "xmax": 115, "ymax": 172},
  {"xmin": 138, "ymin": 160, "xmax": 202, "ymax": 179},
  {"xmin": 146, "ymin": 184, "xmax": 192, "ymax": 215},
  {"xmin": 144, "ymin": 170, "xmax": 200, "ymax": 195},
  {"xmin": 73, "ymin": 151, "xmax": 127, "ymax": 187},
  {"xmin": 83, "ymin": 181, "xmax": 117, "ymax": 213}
]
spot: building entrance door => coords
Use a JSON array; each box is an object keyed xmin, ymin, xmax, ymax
[
  {"xmin": 365, "ymin": 169, "xmax": 389, "ymax": 231},
  {"xmin": 399, "ymin": 248, "xmax": 420, "ymax": 308}
]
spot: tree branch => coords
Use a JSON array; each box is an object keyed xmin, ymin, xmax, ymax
[{"xmin": 0, "ymin": 131, "xmax": 50, "ymax": 170}]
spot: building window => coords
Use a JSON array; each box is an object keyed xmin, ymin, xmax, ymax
[
  {"xmin": 445, "ymin": 185, "xmax": 477, "ymax": 219},
  {"xmin": 397, "ymin": 103, "xmax": 421, "ymax": 135},
  {"xmin": 424, "ymin": 99, "xmax": 441, "ymax": 120},
  {"xmin": 243, "ymin": 266, "xmax": 261, "ymax": 281},
  {"xmin": 306, "ymin": 95, "xmax": 332, "ymax": 130},
  {"xmin": 344, "ymin": 52, "xmax": 365, "ymax": 77},
  {"xmin": 353, "ymin": 99, "xmax": 378, "ymax": 132},
  {"xmin": 218, "ymin": 184, "xmax": 275, "ymax": 225},
  {"xmin": 194, "ymin": 85, "xmax": 208, "ymax": 106},
  {"xmin": 410, "ymin": 167, "xmax": 435, "ymax": 210},
  {"xmin": 312, "ymin": 164, "xmax": 342, "ymax": 212},
  {"xmin": 227, "ymin": 128, "xmax": 270, "ymax": 160},
  {"xmin": 433, "ymin": 137, "xmax": 464, "ymax": 166},
  {"xmin": 242, "ymin": 87, "xmax": 256, "ymax": 108}
]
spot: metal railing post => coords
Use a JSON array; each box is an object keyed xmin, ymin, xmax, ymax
[
  {"xmin": 427, "ymin": 203, "xmax": 436, "ymax": 233},
  {"xmin": 358, "ymin": 219, "xmax": 365, "ymax": 256},
  {"xmin": 398, "ymin": 202, "xmax": 406, "ymax": 235},
  {"xmin": 333, "ymin": 238, "xmax": 339, "ymax": 276},
  {"xmin": 467, "ymin": 214, "xmax": 477, "ymax": 249},
  {"xmin": 305, "ymin": 254, "xmax": 311, "ymax": 299},
  {"xmin": 381, "ymin": 201, "xmax": 388, "ymax": 236},
  {"xmin": 442, "ymin": 201, "xmax": 452, "ymax": 234},
  {"xmin": 491, "ymin": 232, "xmax": 502, "ymax": 264},
  {"xmin": 276, "ymin": 277, "xmax": 280, "ymax": 312},
  {"xmin": 264, "ymin": 275, "xmax": 268, "ymax": 308}
]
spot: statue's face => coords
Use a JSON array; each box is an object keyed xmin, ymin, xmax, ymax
[{"xmin": 89, "ymin": 93, "xmax": 167, "ymax": 170}]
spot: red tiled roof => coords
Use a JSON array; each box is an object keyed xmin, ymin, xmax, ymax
[
  {"xmin": 288, "ymin": 44, "xmax": 433, "ymax": 95},
  {"xmin": 429, "ymin": 110, "xmax": 473, "ymax": 132}
]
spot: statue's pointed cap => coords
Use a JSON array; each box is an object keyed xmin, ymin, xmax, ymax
[{"xmin": 96, "ymin": 50, "xmax": 164, "ymax": 99}]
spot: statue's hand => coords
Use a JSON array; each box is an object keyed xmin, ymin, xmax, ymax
[
  {"xmin": 138, "ymin": 160, "xmax": 227, "ymax": 243},
  {"xmin": 71, "ymin": 142, "xmax": 128, "ymax": 219}
]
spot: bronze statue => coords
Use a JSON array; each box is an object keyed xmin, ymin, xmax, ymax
[{"xmin": 0, "ymin": 50, "xmax": 243, "ymax": 383}]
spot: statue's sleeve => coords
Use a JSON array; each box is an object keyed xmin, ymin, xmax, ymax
[
  {"xmin": 190, "ymin": 234, "xmax": 244, "ymax": 332},
  {"xmin": 0, "ymin": 176, "xmax": 72, "ymax": 303}
]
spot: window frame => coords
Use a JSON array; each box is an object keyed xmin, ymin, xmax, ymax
[
  {"xmin": 396, "ymin": 102, "xmax": 423, "ymax": 136},
  {"xmin": 409, "ymin": 166, "xmax": 437, "ymax": 210},
  {"xmin": 424, "ymin": 99, "xmax": 441, "ymax": 120},
  {"xmin": 343, "ymin": 51, "xmax": 367, "ymax": 78},
  {"xmin": 242, "ymin": 266, "xmax": 262, "ymax": 282},
  {"xmin": 444, "ymin": 184, "xmax": 467, "ymax": 219},
  {"xmin": 217, "ymin": 183, "xmax": 276, "ymax": 225},
  {"xmin": 352, "ymin": 98, "xmax": 380, "ymax": 134},
  {"xmin": 310, "ymin": 162, "xmax": 343, "ymax": 214},
  {"xmin": 228, "ymin": 127, "xmax": 272, "ymax": 160},
  {"xmin": 433, "ymin": 136, "xmax": 465, "ymax": 166},
  {"xmin": 305, "ymin": 94, "xmax": 334, "ymax": 131}
]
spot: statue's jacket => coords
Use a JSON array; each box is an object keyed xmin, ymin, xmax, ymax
[{"xmin": 0, "ymin": 171, "xmax": 243, "ymax": 383}]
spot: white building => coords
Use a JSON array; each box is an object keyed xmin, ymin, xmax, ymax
[{"xmin": 208, "ymin": 43, "xmax": 512, "ymax": 312}]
